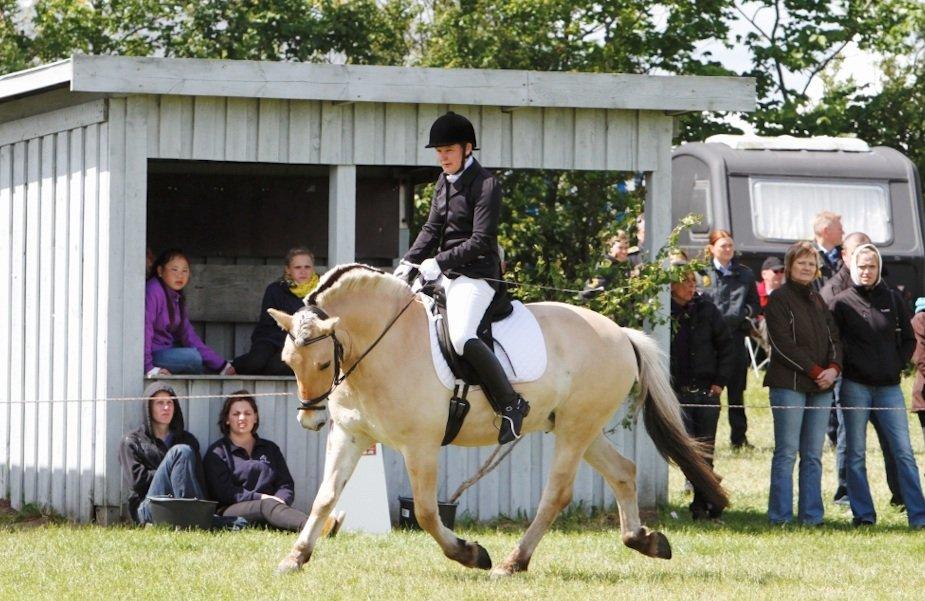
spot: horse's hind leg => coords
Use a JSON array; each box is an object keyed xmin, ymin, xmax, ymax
[
  {"xmin": 583, "ymin": 433, "xmax": 671, "ymax": 560},
  {"xmin": 277, "ymin": 424, "xmax": 369, "ymax": 574},
  {"xmin": 492, "ymin": 433, "xmax": 590, "ymax": 578},
  {"xmin": 403, "ymin": 448, "xmax": 492, "ymax": 570}
]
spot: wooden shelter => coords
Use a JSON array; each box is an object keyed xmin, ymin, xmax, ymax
[{"xmin": 0, "ymin": 55, "xmax": 754, "ymax": 523}]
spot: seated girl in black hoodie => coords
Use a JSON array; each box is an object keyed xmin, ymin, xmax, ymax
[{"xmin": 118, "ymin": 381, "xmax": 207, "ymax": 524}]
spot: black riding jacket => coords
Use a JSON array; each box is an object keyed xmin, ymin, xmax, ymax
[{"xmin": 403, "ymin": 158, "xmax": 502, "ymax": 281}]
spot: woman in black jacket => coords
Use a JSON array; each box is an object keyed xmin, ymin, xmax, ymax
[
  {"xmin": 699, "ymin": 230, "xmax": 760, "ymax": 449},
  {"xmin": 233, "ymin": 248, "xmax": 319, "ymax": 375},
  {"xmin": 832, "ymin": 244, "xmax": 925, "ymax": 527},
  {"xmin": 670, "ymin": 254, "xmax": 735, "ymax": 520},
  {"xmin": 118, "ymin": 381, "xmax": 206, "ymax": 524},
  {"xmin": 393, "ymin": 111, "xmax": 528, "ymax": 444}
]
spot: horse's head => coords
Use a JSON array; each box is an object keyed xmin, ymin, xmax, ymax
[{"xmin": 268, "ymin": 307, "xmax": 340, "ymax": 431}]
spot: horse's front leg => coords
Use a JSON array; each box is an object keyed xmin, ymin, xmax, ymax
[
  {"xmin": 277, "ymin": 423, "xmax": 370, "ymax": 574},
  {"xmin": 403, "ymin": 448, "xmax": 492, "ymax": 570}
]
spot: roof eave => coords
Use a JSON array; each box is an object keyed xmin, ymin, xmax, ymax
[{"xmin": 0, "ymin": 58, "xmax": 73, "ymax": 102}]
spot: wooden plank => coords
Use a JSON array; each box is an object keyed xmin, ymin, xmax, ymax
[
  {"xmin": 573, "ymin": 109, "xmax": 606, "ymax": 170},
  {"xmin": 0, "ymin": 100, "xmax": 107, "ymax": 148},
  {"xmin": 71, "ymin": 55, "xmax": 756, "ymax": 112},
  {"xmin": 185, "ymin": 263, "xmax": 281, "ymax": 322},
  {"xmin": 158, "ymin": 96, "xmax": 185, "ymax": 159},
  {"xmin": 636, "ymin": 111, "xmax": 661, "ymax": 172},
  {"xmin": 192, "ymin": 96, "xmax": 225, "ymax": 161},
  {"xmin": 50, "ymin": 130, "xmax": 69, "ymax": 511},
  {"xmin": 257, "ymin": 99, "xmax": 282, "ymax": 163},
  {"xmin": 224, "ymin": 98, "xmax": 255, "ymax": 162},
  {"xmin": 64, "ymin": 127, "xmax": 84, "ymax": 519},
  {"xmin": 233, "ymin": 323, "xmax": 254, "ymax": 357},
  {"xmin": 186, "ymin": 379, "xmax": 213, "ymax": 447},
  {"xmin": 0, "ymin": 58, "xmax": 71, "ymax": 101},
  {"xmin": 202, "ymin": 323, "xmax": 234, "ymax": 362},
  {"xmin": 319, "ymin": 102, "xmax": 343, "ymax": 164},
  {"xmin": 415, "ymin": 104, "xmax": 439, "ymax": 166},
  {"xmin": 541, "ymin": 108, "xmax": 573, "ymax": 169},
  {"xmin": 283, "ymin": 379, "xmax": 309, "ymax": 512},
  {"xmin": 477, "ymin": 107, "xmax": 503, "ymax": 168},
  {"xmin": 605, "ymin": 109, "xmax": 637, "ymax": 172},
  {"xmin": 328, "ymin": 165, "xmax": 356, "ymax": 266},
  {"xmin": 384, "ymin": 103, "xmax": 416, "ymax": 166},
  {"xmin": 36, "ymin": 134, "xmax": 56, "ymax": 505},
  {"xmin": 352, "ymin": 102, "xmax": 385, "ymax": 165},
  {"xmin": 288, "ymin": 100, "xmax": 321, "ymax": 164},
  {"xmin": 511, "ymin": 108, "xmax": 542, "ymax": 169},
  {"xmin": 8, "ymin": 141, "xmax": 26, "ymax": 510},
  {"xmin": 499, "ymin": 110, "xmax": 513, "ymax": 169},
  {"xmin": 0, "ymin": 145, "xmax": 12, "ymax": 503},
  {"xmin": 22, "ymin": 137, "xmax": 41, "ymax": 505},
  {"xmin": 509, "ymin": 434, "xmax": 531, "ymax": 516},
  {"xmin": 145, "ymin": 96, "xmax": 159, "ymax": 158},
  {"xmin": 79, "ymin": 123, "xmax": 100, "ymax": 521}
]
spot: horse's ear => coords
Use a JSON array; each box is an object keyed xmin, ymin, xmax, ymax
[
  {"xmin": 268, "ymin": 308, "xmax": 293, "ymax": 332},
  {"xmin": 316, "ymin": 316, "xmax": 340, "ymax": 335}
]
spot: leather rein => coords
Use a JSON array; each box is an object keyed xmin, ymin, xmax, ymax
[{"xmin": 290, "ymin": 296, "xmax": 417, "ymax": 411}]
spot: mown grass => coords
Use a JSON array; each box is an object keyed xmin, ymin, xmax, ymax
[{"xmin": 3, "ymin": 374, "xmax": 925, "ymax": 600}]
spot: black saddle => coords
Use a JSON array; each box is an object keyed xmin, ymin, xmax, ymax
[{"xmin": 420, "ymin": 280, "xmax": 514, "ymax": 387}]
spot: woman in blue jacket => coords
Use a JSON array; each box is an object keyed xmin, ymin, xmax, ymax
[{"xmin": 203, "ymin": 391, "xmax": 309, "ymax": 531}]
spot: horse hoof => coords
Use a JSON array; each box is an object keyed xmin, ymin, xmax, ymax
[
  {"xmin": 651, "ymin": 532, "xmax": 672, "ymax": 560},
  {"xmin": 275, "ymin": 557, "xmax": 303, "ymax": 575},
  {"xmin": 475, "ymin": 543, "xmax": 493, "ymax": 570},
  {"xmin": 624, "ymin": 528, "xmax": 672, "ymax": 560},
  {"xmin": 490, "ymin": 566, "xmax": 513, "ymax": 579}
]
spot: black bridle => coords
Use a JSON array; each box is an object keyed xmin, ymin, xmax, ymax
[{"xmin": 290, "ymin": 297, "xmax": 416, "ymax": 412}]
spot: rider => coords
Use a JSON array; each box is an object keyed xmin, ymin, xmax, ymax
[{"xmin": 394, "ymin": 111, "xmax": 530, "ymax": 444}]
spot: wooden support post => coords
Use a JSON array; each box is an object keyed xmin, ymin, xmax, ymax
[{"xmin": 328, "ymin": 165, "xmax": 356, "ymax": 267}]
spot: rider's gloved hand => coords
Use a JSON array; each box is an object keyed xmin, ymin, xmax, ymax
[
  {"xmin": 393, "ymin": 263, "xmax": 413, "ymax": 282},
  {"xmin": 419, "ymin": 258, "xmax": 442, "ymax": 281}
]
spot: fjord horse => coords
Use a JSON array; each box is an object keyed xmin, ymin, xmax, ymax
[{"xmin": 270, "ymin": 264, "xmax": 726, "ymax": 577}]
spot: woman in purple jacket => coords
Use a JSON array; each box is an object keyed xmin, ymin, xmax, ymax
[
  {"xmin": 203, "ymin": 391, "xmax": 309, "ymax": 531},
  {"xmin": 144, "ymin": 249, "xmax": 234, "ymax": 377}
]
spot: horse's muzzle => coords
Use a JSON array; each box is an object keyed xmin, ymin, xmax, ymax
[{"xmin": 297, "ymin": 407, "xmax": 329, "ymax": 431}]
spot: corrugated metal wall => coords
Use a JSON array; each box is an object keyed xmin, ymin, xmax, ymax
[
  {"xmin": 0, "ymin": 118, "xmax": 109, "ymax": 520},
  {"xmin": 144, "ymin": 95, "xmax": 661, "ymax": 172}
]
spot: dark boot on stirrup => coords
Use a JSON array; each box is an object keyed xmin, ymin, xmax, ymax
[{"xmin": 462, "ymin": 339, "xmax": 530, "ymax": 444}]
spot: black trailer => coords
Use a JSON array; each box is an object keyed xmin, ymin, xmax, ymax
[{"xmin": 672, "ymin": 136, "xmax": 924, "ymax": 300}]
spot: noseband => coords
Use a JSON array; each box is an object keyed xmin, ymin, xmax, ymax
[{"xmin": 290, "ymin": 297, "xmax": 416, "ymax": 412}]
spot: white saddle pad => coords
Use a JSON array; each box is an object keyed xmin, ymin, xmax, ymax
[{"xmin": 420, "ymin": 295, "xmax": 548, "ymax": 390}]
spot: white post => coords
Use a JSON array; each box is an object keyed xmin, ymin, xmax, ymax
[
  {"xmin": 328, "ymin": 165, "xmax": 356, "ymax": 267},
  {"xmin": 635, "ymin": 113, "xmax": 674, "ymax": 509}
]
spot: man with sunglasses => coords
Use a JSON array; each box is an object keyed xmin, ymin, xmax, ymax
[{"xmin": 757, "ymin": 256, "xmax": 785, "ymax": 309}]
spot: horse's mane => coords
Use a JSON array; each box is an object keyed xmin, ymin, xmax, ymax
[{"xmin": 306, "ymin": 263, "xmax": 411, "ymax": 307}]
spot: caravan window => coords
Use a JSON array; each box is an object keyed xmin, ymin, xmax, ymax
[{"xmin": 750, "ymin": 178, "xmax": 892, "ymax": 244}]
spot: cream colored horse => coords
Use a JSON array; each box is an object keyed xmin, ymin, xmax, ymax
[{"xmin": 269, "ymin": 264, "xmax": 727, "ymax": 577}]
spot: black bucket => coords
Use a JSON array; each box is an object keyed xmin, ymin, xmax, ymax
[
  {"xmin": 147, "ymin": 497, "xmax": 217, "ymax": 530},
  {"xmin": 397, "ymin": 496, "xmax": 457, "ymax": 530}
]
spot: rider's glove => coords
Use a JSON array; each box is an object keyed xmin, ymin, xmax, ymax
[
  {"xmin": 393, "ymin": 263, "xmax": 413, "ymax": 282},
  {"xmin": 419, "ymin": 258, "xmax": 442, "ymax": 281}
]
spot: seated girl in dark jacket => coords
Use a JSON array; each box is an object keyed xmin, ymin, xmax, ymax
[
  {"xmin": 118, "ymin": 381, "xmax": 207, "ymax": 524},
  {"xmin": 232, "ymin": 248, "xmax": 319, "ymax": 375},
  {"xmin": 203, "ymin": 390, "xmax": 309, "ymax": 531}
]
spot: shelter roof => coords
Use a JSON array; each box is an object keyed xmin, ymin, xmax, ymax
[{"xmin": 0, "ymin": 54, "xmax": 755, "ymax": 113}]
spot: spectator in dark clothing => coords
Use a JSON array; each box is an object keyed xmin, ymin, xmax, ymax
[
  {"xmin": 670, "ymin": 253, "xmax": 735, "ymax": 520},
  {"xmin": 812, "ymin": 211, "xmax": 844, "ymax": 292},
  {"xmin": 699, "ymin": 230, "xmax": 760, "ymax": 449},
  {"xmin": 910, "ymin": 297, "xmax": 925, "ymax": 449},
  {"xmin": 580, "ymin": 231, "xmax": 633, "ymax": 300},
  {"xmin": 819, "ymin": 231, "xmax": 902, "ymax": 508},
  {"xmin": 233, "ymin": 248, "xmax": 319, "ymax": 375},
  {"xmin": 757, "ymin": 256, "xmax": 784, "ymax": 309},
  {"xmin": 765, "ymin": 241, "xmax": 842, "ymax": 526},
  {"xmin": 832, "ymin": 244, "xmax": 925, "ymax": 528},
  {"xmin": 204, "ymin": 390, "xmax": 309, "ymax": 532},
  {"xmin": 118, "ymin": 381, "xmax": 207, "ymax": 524}
]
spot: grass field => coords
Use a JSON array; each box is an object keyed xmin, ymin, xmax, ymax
[{"xmin": 3, "ymin": 374, "xmax": 925, "ymax": 600}]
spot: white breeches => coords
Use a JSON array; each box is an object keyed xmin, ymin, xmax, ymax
[{"xmin": 441, "ymin": 274, "xmax": 495, "ymax": 355}]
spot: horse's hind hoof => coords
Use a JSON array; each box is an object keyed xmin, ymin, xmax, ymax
[
  {"xmin": 275, "ymin": 556, "xmax": 303, "ymax": 575},
  {"xmin": 490, "ymin": 566, "xmax": 513, "ymax": 579},
  {"xmin": 624, "ymin": 528, "xmax": 672, "ymax": 560},
  {"xmin": 651, "ymin": 532, "xmax": 672, "ymax": 559},
  {"xmin": 475, "ymin": 543, "xmax": 492, "ymax": 570}
]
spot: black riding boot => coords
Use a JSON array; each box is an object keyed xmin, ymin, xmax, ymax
[{"xmin": 462, "ymin": 339, "xmax": 530, "ymax": 444}]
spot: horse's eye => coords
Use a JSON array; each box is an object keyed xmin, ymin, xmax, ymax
[{"xmin": 319, "ymin": 361, "xmax": 331, "ymax": 370}]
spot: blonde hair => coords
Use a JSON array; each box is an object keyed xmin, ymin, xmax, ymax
[
  {"xmin": 784, "ymin": 241, "xmax": 821, "ymax": 280},
  {"xmin": 813, "ymin": 211, "xmax": 842, "ymax": 236}
]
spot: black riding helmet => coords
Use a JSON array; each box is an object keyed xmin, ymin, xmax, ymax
[{"xmin": 425, "ymin": 111, "xmax": 478, "ymax": 150}]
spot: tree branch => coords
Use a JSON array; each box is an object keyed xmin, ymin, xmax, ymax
[{"xmin": 799, "ymin": 39, "xmax": 851, "ymax": 98}]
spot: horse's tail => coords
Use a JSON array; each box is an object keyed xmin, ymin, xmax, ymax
[{"xmin": 623, "ymin": 328, "xmax": 729, "ymax": 511}]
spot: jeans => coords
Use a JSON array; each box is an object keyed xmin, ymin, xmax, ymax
[
  {"xmin": 768, "ymin": 387, "xmax": 832, "ymax": 525},
  {"xmin": 152, "ymin": 347, "xmax": 204, "ymax": 374},
  {"xmin": 839, "ymin": 379, "xmax": 925, "ymax": 527},
  {"xmin": 137, "ymin": 444, "xmax": 207, "ymax": 524}
]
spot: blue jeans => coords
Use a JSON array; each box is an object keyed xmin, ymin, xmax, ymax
[
  {"xmin": 152, "ymin": 347, "xmax": 204, "ymax": 374},
  {"xmin": 768, "ymin": 387, "xmax": 832, "ymax": 525},
  {"xmin": 840, "ymin": 379, "xmax": 925, "ymax": 527},
  {"xmin": 136, "ymin": 444, "xmax": 207, "ymax": 524}
]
